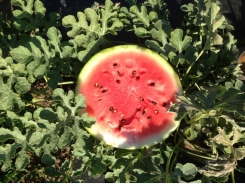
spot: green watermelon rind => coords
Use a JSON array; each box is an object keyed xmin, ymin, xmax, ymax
[{"xmin": 77, "ymin": 45, "xmax": 182, "ymax": 149}]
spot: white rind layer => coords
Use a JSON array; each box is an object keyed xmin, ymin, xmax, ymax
[{"xmin": 85, "ymin": 114, "xmax": 180, "ymax": 149}]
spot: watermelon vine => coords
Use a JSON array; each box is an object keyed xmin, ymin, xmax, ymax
[{"xmin": 0, "ymin": 0, "xmax": 245, "ymax": 182}]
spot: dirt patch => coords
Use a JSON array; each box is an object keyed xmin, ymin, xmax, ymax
[{"xmin": 30, "ymin": 79, "xmax": 54, "ymax": 108}]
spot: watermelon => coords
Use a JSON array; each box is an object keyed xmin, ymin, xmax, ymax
[{"xmin": 77, "ymin": 45, "xmax": 182, "ymax": 149}]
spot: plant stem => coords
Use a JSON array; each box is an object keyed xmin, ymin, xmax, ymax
[
  {"xmin": 231, "ymin": 170, "xmax": 235, "ymax": 183},
  {"xmin": 58, "ymin": 81, "xmax": 75, "ymax": 85},
  {"xmin": 61, "ymin": 156, "xmax": 75, "ymax": 182},
  {"xmin": 178, "ymin": 147, "xmax": 217, "ymax": 161},
  {"xmin": 173, "ymin": 127, "xmax": 179, "ymax": 145},
  {"xmin": 21, "ymin": 98, "xmax": 47, "ymax": 107},
  {"xmin": 235, "ymin": 165, "xmax": 245, "ymax": 173},
  {"xmin": 164, "ymin": 138, "xmax": 182, "ymax": 183},
  {"xmin": 183, "ymin": 33, "xmax": 212, "ymax": 86},
  {"xmin": 68, "ymin": 155, "xmax": 75, "ymax": 175},
  {"xmin": 169, "ymin": 149, "xmax": 179, "ymax": 174},
  {"xmin": 44, "ymin": 76, "xmax": 48, "ymax": 83},
  {"xmin": 32, "ymin": 98, "xmax": 48, "ymax": 102}
]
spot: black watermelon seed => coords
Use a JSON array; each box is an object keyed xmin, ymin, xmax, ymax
[
  {"xmin": 142, "ymin": 110, "xmax": 146, "ymax": 115},
  {"xmin": 163, "ymin": 103, "xmax": 167, "ymax": 107},
  {"xmin": 147, "ymin": 116, "xmax": 151, "ymax": 119},
  {"xmin": 152, "ymin": 101, "xmax": 157, "ymax": 105},
  {"xmin": 109, "ymin": 106, "xmax": 113, "ymax": 111},
  {"xmin": 136, "ymin": 76, "xmax": 140, "ymax": 80},
  {"xmin": 132, "ymin": 70, "xmax": 136, "ymax": 76},
  {"xmin": 102, "ymin": 89, "xmax": 107, "ymax": 93},
  {"xmin": 150, "ymin": 82, "xmax": 155, "ymax": 86},
  {"xmin": 119, "ymin": 125, "xmax": 122, "ymax": 130},
  {"xmin": 140, "ymin": 97, "xmax": 144, "ymax": 101},
  {"xmin": 113, "ymin": 63, "xmax": 118, "ymax": 66},
  {"xmin": 121, "ymin": 119, "xmax": 125, "ymax": 123},
  {"xmin": 116, "ymin": 79, "xmax": 120, "ymax": 84}
]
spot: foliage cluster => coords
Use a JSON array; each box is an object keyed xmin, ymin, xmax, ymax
[{"xmin": 0, "ymin": 0, "xmax": 245, "ymax": 182}]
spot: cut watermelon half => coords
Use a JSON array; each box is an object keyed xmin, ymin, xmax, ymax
[{"xmin": 77, "ymin": 45, "xmax": 182, "ymax": 149}]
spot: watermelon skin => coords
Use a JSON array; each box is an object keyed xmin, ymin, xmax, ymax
[{"xmin": 77, "ymin": 45, "xmax": 182, "ymax": 149}]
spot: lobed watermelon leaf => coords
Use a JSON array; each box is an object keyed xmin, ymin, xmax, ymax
[
  {"xmin": 0, "ymin": 127, "xmax": 29, "ymax": 171},
  {"xmin": 0, "ymin": 88, "xmax": 92, "ymax": 175},
  {"xmin": 122, "ymin": 0, "xmax": 168, "ymax": 38},
  {"xmin": 11, "ymin": 0, "xmax": 60, "ymax": 35},
  {"xmin": 172, "ymin": 81, "xmax": 245, "ymax": 122},
  {"xmin": 62, "ymin": 0, "xmax": 123, "ymax": 62},
  {"xmin": 104, "ymin": 147, "xmax": 166, "ymax": 183},
  {"xmin": 11, "ymin": 0, "xmax": 46, "ymax": 32},
  {"xmin": 0, "ymin": 56, "xmax": 27, "ymax": 111},
  {"xmin": 171, "ymin": 163, "xmax": 199, "ymax": 183},
  {"xmin": 148, "ymin": 20, "xmax": 171, "ymax": 49},
  {"xmin": 169, "ymin": 29, "xmax": 192, "ymax": 53},
  {"xmin": 9, "ymin": 26, "xmax": 78, "ymax": 89}
]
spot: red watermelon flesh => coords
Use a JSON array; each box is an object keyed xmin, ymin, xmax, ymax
[{"xmin": 77, "ymin": 45, "xmax": 182, "ymax": 149}]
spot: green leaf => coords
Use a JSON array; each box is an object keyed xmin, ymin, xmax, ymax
[
  {"xmin": 0, "ymin": 127, "xmax": 28, "ymax": 171},
  {"xmin": 39, "ymin": 108, "xmax": 58, "ymax": 121},
  {"xmin": 170, "ymin": 29, "xmax": 192, "ymax": 53},
  {"xmin": 12, "ymin": 0, "xmax": 46, "ymax": 32},
  {"xmin": 133, "ymin": 26, "xmax": 149, "ymax": 37},
  {"xmin": 71, "ymin": 126, "xmax": 91, "ymax": 159},
  {"xmin": 1, "ymin": 67, "xmax": 27, "ymax": 109},
  {"xmin": 76, "ymin": 36, "xmax": 110, "ymax": 62},
  {"xmin": 81, "ymin": 113, "xmax": 96, "ymax": 128},
  {"xmin": 53, "ymin": 88, "xmax": 86, "ymax": 116},
  {"xmin": 215, "ymin": 88, "xmax": 245, "ymax": 116},
  {"xmin": 209, "ymin": 3, "xmax": 225, "ymax": 32},
  {"xmin": 47, "ymin": 70, "xmax": 63, "ymax": 89},
  {"xmin": 10, "ymin": 46, "xmax": 33, "ymax": 64},
  {"xmin": 106, "ymin": 151, "xmax": 143, "ymax": 182},
  {"xmin": 212, "ymin": 127, "xmax": 245, "ymax": 147},
  {"xmin": 150, "ymin": 20, "xmax": 171, "ymax": 47},
  {"xmin": 10, "ymin": 37, "xmax": 53, "ymax": 81},
  {"xmin": 170, "ymin": 95, "xmax": 200, "ymax": 121},
  {"xmin": 14, "ymin": 77, "xmax": 31, "ymax": 94},
  {"xmin": 11, "ymin": 0, "xmax": 34, "ymax": 15},
  {"xmin": 183, "ymin": 126, "xmax": 198, "ymax": 140},
  {"xmin": 171, "ymin": 163, "xmax": 198, "ymax": 183},
  {"xmin": 47, "ymin": 27, "xmax": 62, "ymax": 56},
  {"xmin": 58, "ymin": 127, "xmax": 74, "ymax": 149},
  {"xmin": 130, "ymin": 5, "xmax": 150, "ymax": 28},
  {"xmin": 62, "ymin": 0, "xmax": 122, "ymax": 37},
  {"xmin": 235, "ymin": 147, "xmax": 245, "ymax": 160},
  {"xmin": 62, "ymin": 0, "xmax": 122, "ymax": 62},
  {"xmin": 89, "ymin": 155, "xmax": 107, "ymax": 178},
  {"xmin": 198, "ymin": 157, "xmax": 235, "ymax": 178},
  {"xmin": 0, "ymin": 84, "xmax": 15, "ymax": 111},
  {"xmin": 134, "ymin": 170, "xmax": 165, "ymax": 183},
  {"xmin": 15, "ymin": 150, "xmax": 30, "ymax": 170},
  {"xmin": 41, "ymin": 152, "xmax": 56, "ymax": 166}
]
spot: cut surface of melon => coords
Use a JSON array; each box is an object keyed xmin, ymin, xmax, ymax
[{"xmin": 77, "ymin": 45, "xmax": 182, "ymax": 149}]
